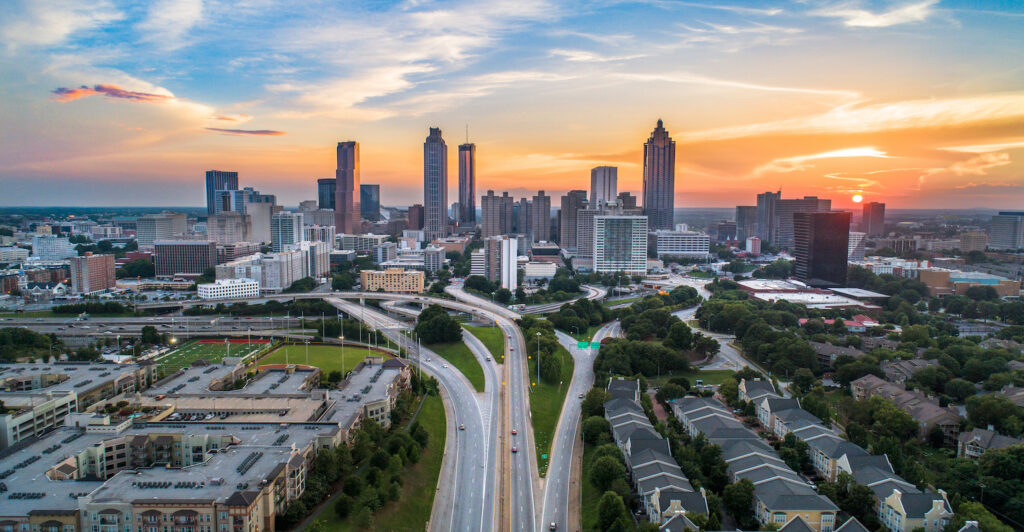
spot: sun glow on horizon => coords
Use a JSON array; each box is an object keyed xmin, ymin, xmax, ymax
[{"xmin": 852, "ymin": 194, "xmax": 863, "ymax": 203}]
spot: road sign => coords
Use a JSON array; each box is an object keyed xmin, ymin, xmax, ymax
[
  {"xmin": 576, "ymin": 341, "xmax": 588, "ymax": 349},
  {"xmin": 590, "ymin": 342, "xmax": 601, "ymax": 349},
  {"xmin": 541, "ymin": 454, "xmax": 548, "ymax": 459}
]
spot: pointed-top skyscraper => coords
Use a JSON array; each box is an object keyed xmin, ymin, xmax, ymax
[
  {"xmin": 458, "ymin": 142, "xmax": 476, "ymax": 226},
  {"xmin": 423, "ymin": 128, "xmax": 448, "ymax": 240},
  {"xmin": 642, "ymin": 119, "xmax": 676, "ymax": 231},
  {"xmin": 335, "ymin": 141, "xmax": 360, "ymax": 234}
]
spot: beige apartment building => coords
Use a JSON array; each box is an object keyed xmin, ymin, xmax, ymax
[{"xmin": 359, "ymin": 268, "xmax": 424, "ymax": 293}]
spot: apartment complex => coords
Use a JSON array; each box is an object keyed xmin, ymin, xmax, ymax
[
  {"xmin": 650, "ymin": 229, "xmax": 711, "ymax": 258},
  {"xmin": 359, "ymin": 268, "xmax": 425, "ymax": 293},
  {"xmin": 594, "ymin": 215, "xmax": 648, "ymax": 274},
  {"xmin": 69, "ymin": 253, "xmax": 115, "ymax": 294},
  {"xmin": 154, "ymin": 240, "xmax": 217, "ymax": 277}
]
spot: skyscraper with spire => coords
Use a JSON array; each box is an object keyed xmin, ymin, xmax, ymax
[
  {"xmin": 334, "ymin": 141, "xmax": 360, "ymax": 234},
  {"xmin": 642, "ymin": 119, "xmax": 676, "ymax": 231},
  {"xmin": 423, "ymin": 128, "xmax": 448, "ymax": 240},
  {"xmin": 458, "ymin": 142, "xmax": 476, "ymax": 226}
]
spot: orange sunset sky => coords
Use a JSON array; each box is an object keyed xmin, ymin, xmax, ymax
[{"xmin": 1, "ymin": 0, "xmax": 1023, "ymax": 209}]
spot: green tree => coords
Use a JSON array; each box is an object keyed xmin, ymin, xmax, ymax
[
  {"xmin": 582, "ymin": 416, "xmax": 612, "ymax": 445},
  {"xmin": 597, "ymin": 491, "xmax": 629, "ymax": 531},
  {"xmin": 590, "ymin": 455, "xmax": 626, "ymax": 491},
  {"xmin": 722, "ymin": 478, "xmax": 756, "ymax": 529}
]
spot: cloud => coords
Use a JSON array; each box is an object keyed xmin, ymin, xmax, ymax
[
  {"xmin": 136, "ymin": 0, "xmax": 204, "ymax": 50},
  {"xmin": 947, "ymin": 152, "xmax": 1011, "ymax": 176},
  {"xmin": 954, "ymin": 181, "xmax": 1020, "ymax": 190},
  {"xmin": 938, "ymin": 139, "xmax": 1024, "ymax": 153},
  {"xmin": 684, "ymin": 92, "xmax": 1024, "ymax": 142},
  {"xmin": 669, "ymin": 2, "xmax": 783, "ymax": 16},
  {"xmin": 754, "ymin": 146, "xmax": 890, "ymax": 175},
  {"xmin": 52, "ymin": 84, "xmax": 175, "ymax": 102},
  {"xmin": 213, "ymin": 113, "xmax": 251, "ymax": 122},
  {"xmin": 618, "ymin": 72, "xmax": 860, "ymax": 99},
  {"xmin": 812, "ymin": 0, "xmax": 939, "ymax": 28},
  {"xmin": 1, "ymin": 1, "xmax": 122, "ymax": 50},
  {"xmin": 205, "ymin": 128, "xmax": 286, "ymax": 136},
  {"xmin": 549, "ymin": 49, "xmax": 647, "ymax": 62}
]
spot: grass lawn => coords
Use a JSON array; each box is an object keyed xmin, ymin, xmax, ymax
[
  {"xmin": 606, "ymin": 296, "xmax": 643, "ymax": 307},
  {"xmin": 580, "ymin": 444, "xmax": 601, "ymax": 532},
  {"xmin": 567, "ymin": 324, "xmax": 603, "ymax": 342},
  {"xmin": 157, "ymin": 340, "xmax": 271, "ymax": 372},
  {"xmin": 528, "ymin": 345, "xmax": 574, "ymax": 476},
  {"xmin": 260, "ymin": 344, "xmax": 376, "ymax": 375},
  {"xmin": 428, "ymin": 340, "xmax": 485, "ymax": 392},
  {"xmin": 318, "ymin": 393, "xmax": 447, "ymax": 532},
  {"xmin": 647, "ymin": 369, "xmax": 736, "ymax": 388},
  {"xmin": 464, "ymin": 325, "xmax": 505, "ymax": 363}
]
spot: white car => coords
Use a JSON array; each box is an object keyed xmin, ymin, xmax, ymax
[{"xmin": 443, "ymin": 364, "xmax": 448, "ymax": 368}]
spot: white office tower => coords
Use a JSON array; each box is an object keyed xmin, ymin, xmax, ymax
[
  {"xmin": 653, "ymin": 229, "xmax": 710, "ymax": 258},
  {"xmin": 270, "ymin": 212, "xmax": 303, "ymax": 252},
  {"xmin": 30, "ymin": 235, "xmax": 77, "ymax": 260},
  {"xmin": 481, "ymin": 235, "xmax": 518, "ymax": 290},
  {"xmin": 848, "ymin": 232, "xmax": 867, "ymax": 261},
  {"xmin": 594, "ymin": 215, "xmax": 648, "ymax": 275},
  {"xmin": 303, "ymin": 224, "xmax": 336, "ymax": 245},
  {"xmin": 470, "ymin": 248, "xmax": 487, "ymax": 277},
  {"xmin": 590, "ymin": 166, "xmax": 618, "ymax": 208}
]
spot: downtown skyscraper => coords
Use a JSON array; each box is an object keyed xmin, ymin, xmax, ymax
[
  {"xmin": 334, "ymin": 141, "xmax": 360, "ymax": 234},
  {"xmin": 862, "ymin": 202, "xmax": 886, "ymax": 237},
  {"xmin": 458, "ymin": 143, "xmax": 476, "ymax": 226},
  {"xmin": 590, "ymin": 166, "xmax": 617, "ymax": 208},
  {"xmin": 423, "ymin": 128, "xmax": 448, "ymax": 240},
  {"xmin": 642, "ymin": 119, "xmax": 676, "ymax": 231},
  {"xmin": 205, "ymin": 170, "xmax": 238, "ymax": 215}
]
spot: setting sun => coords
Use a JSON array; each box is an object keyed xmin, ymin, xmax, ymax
[{"xmin": 852, "ymin": 194, "xmax": 863, "ymax": 203}]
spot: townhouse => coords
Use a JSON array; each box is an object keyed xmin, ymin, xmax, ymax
[
  {"xmin": 671, "ymin": 396, "xmax": 838, "ymax": 532},
  {"xmin": 741, "ymin": 379, "xmax": 953, "ymax": 532},
  {"xmin": 956, "ymin": 428, "xmax": 1024, "ymax": 459},
  {"xmin": 604, "ymin": 379, "xmax": 708, "ymax": 529},
  {"xmin": 849, "ymin": 375, "xmax": 960, "ymax": 446}
]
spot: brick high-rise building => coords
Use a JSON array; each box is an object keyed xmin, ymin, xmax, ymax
[
  {"xmin": 481, "ymin": 191, "xmax": 515, "ymax": 238},
  {"xmin": 69, "ymin": 253, "xmax": 115, "ymax": 294},
  {"xmin": 862, "ymin": 202, "xmax": 885, "ymax": 237},
  {"xmin": 530, "ymin": 191, "xmax": 551, "ymax": 243},
  {"xmin": 334, "ymin": 141, "xmax": 360, "ymax": 234},
  {"xmin": 559, "ymin": 190, "xmax": 588, "ymax": 251},
  {"xmin": 407, "ymin": 204, "xmax": 424, "ymax": 230},
  {"xmin": 642, "ymin": 119, "xmax": 676, "ymax": 231}
]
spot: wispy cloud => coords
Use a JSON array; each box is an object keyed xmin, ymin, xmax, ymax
[
  {"xmin": 212, "ymin": 113, "xmax": 251, "ymax": 122},
  {"xmin": 670, "ymin": 2, "xmax": 783, "ymax": 16},
  {"xmin": 549, "ymin": 49, "xmax": 646, "ymax": 62},
  {"xmin": 939, "ymin": 139, "xmax": 1024, "ymax": 153},
  {"xmin": 618, "ymin": 72, "xmax": 860, "ymax": 99},
  {"xmin": 685, "ymin": 92, "xmax": 1024, "ymax": 142},
  {"xmin": 0, "ymin": 1, "xmax": 122, "ymax": 50},
  {"xmin": 205, "ymin": 128, "xmax": 285, "ymax": 136},
  {"xmin": 52, "ymin": 84, "xmax": 174, "ymax": 102},
  {"xmin": 135, "ymin": 0, "xmax": 204, "ymax": 50},
  {"xmin": 812, "ymin": 0, "xmax": 939, "ymax": 28},
  {"xmin": 754, "ymin": 147, "xmax": 890, "ymax": 175}
]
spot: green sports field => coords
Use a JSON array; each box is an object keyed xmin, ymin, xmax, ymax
[
  {"xmin": 156, "ymin": 340, "xmax": 271, "ymax": 372},
  {"xmin": 259, "ymin": 344, "xmax": 379, "ymax": 375}
]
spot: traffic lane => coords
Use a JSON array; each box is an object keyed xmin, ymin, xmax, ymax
[{"xmin": 501, "ymin": 318, "xmax": 535, "ymax": 532}]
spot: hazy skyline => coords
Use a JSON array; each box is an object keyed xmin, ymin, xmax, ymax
[{"xmin": 2, "ymin": 0, "xmax": 1023, "ymax": 209}]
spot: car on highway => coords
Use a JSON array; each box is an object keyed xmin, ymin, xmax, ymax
[
  {"xmin": 578, "ymin": 393, "xmax": 584, "ymax": 399},
  {"xmin": 550, "ymin": 523, "xmax": 557, "ymax": 531},
  {"xmin": 442, "ymin": 364, "xmax": 448, "ymax": 368},
  {"xmin": 511, "ymin": 446, "xmax": 518, "ymax": 453},
  {"xmin": 511, "ymin": 429, "xmax": 517, "ymax": 435},
  {"xmin": 458, "ymin": 424, "xmax": 465, "ymax": 430},
  {"xmin": 486, "ymin": 356, "xmax": 491, "ymax": 361}
]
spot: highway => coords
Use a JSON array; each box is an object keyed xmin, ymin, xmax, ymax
[
  {"xmin": 521, "ymin": 284, "xmax": 608, "ymax": 314},
  {"xmin": 328, "ymin": 297, "xmax": 499, "ymax": 532},
  {"xmin": 446, "ymin": 284, "xmax": 536, "ymax": 532}
]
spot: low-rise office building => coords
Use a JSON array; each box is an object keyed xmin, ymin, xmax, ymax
[
  {"xmin": 359, "ymin": 268, "xmax": 425, "ymax": 293},
  {"xmin": 197, "ymin": 278, "xmax": 260, "ymax": 300}
]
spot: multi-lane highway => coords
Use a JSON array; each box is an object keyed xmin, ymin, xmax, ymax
[{"xmin": 328, "ymin": 297, "xmax": 499, "ymax": 532}]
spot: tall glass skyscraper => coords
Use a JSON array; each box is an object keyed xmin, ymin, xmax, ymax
[
  {"xmin": 360, "ymin": 184, "xmax": 380, "ymax": 221},
  {"xmin": 642, "ymin": 120, "xmax": 676, "ymax": 231},
  {"xmin": 423, "ymin": 128, "xmax": 448, "ymax": 240},
  {"xmin": 334, "ymin": 141, "xmax": 360, "ymax": 234},
  {"xmin": 205, "ymin": 170, "xmax": 238, "ymax": 215},
  {"xmin": 590, "ymin": 166, "xmax": 617, "ymax": 208},
  {"xmin": 317, "ymin": 178, "xmax": 336, "ymax": 210},
  {"xmin": 458, "ymin": 143, "xmax": 476, "ymax": 226}
]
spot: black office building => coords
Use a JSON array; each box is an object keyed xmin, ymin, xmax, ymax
[
  {"xmin": 793, "ymin": 211, "xmax": 850, "ymax": 288},
  {"xmin": 360, "ymin": 184, "xmax": 381, "ymax": 221},
  {"xmin": 317, "ymin": 178, "xmax": 336, "ymax": 210},
  {"xmin": 205, "ymin": 170, "xmax": 238, "ymax": 215}
]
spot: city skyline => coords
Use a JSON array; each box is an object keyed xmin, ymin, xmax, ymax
[{"xmin": 2, "ymin": 1, "xmax": 1024, "ymax": 209}]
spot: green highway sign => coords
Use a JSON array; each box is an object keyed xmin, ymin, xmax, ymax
[
  {"xmin": 577, "ymin": 341, "xmax": 588, "ymax": 349},
  {"xmin": 541, "ymin": 454, "xmax": 548, "ymax": 459},
  {"xmin": 591, "ymin": 342, "xmax": 601, "ymax": 349}
]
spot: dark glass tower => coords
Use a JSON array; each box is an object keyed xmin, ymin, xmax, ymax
[
  {"xmin": 793, "ymin": 211, "xmax": 851, "ymax": 288},
  {"xmin": 642, "ymin": 119, "xmax": 676, "ymax": 231},
  {"xmin": 458, "ymin": 143, "xmax": 476, "ymax": 226},
  {"xmin": 205, "ymin": 170, "xmax": 238, "ymax": 215},
  {"xmin": 423, "ymin": 128, "xmax": 448, "ymax": 240},
  {"xmin": 335, "ymin": 141, "xmax": 360, "ymax": 234},
  {"xmin": 317, "ymin": 178, "xmax": 336, "ymax": 210},
  {"xmin": 360, "ymin": 184, "xmax": 381, "ymax": 221}
]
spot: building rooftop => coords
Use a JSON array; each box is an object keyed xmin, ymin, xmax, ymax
[{"xmin": 0, "ymin": 362, "xmax": 152, "ymax": 409}]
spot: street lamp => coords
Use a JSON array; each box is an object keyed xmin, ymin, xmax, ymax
[
  {"xmin": 340, "ymin": 335, "xmax": 345, "ymax": 377},
  {"xmin": 304, "ymin": 339, "xmax": 310, "ymax": 365},
  {"xmin": 535, "ymin": 331, "xmax": 541, "ymax": 384}
]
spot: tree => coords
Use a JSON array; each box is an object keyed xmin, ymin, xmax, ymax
[
  {"xmin": 597, "ymin": 491, "xmax": 629, "ymax": 531},
  {"xmin": 590, "ymin": 455, "xmax": 626, "ymax": 491},
  {"xmin": 413, "ymin": 305, "xmax": 462, "ymax": 344},
  {"xmin": 494, "ymin": 288, "xmax": 512, "ymax": 304},
  {"xmin": 140, "ymin": 325, "xmax": 162, "ymax": 345},
  {"xmin": 655, "ymin": 383, "xmax": 688, "ymax": 405},
  {"xmin": 664, "ymin": 322, "xmax": 694, "ymax": 350},
  {"xmin": 722, "ymin": 478, "xmax": 756, "ymax": 529},
  {"xmin": 582, "ymin": 416, "xmax": 612, "ymax": 445},
  {"xmin": 792, "ymin": 367, "xmax": 816, "ymax": 392},
  {"xmin": 967, "ymin": 395, "xmax": 1024, "ymax": 437},
  {"xmin": 582, "ymin": 389, "xmax": 610, "ymax": 418},
  {"xmin": 947, "ymin": 502, "xmax": 1014, "ymax": 532}
]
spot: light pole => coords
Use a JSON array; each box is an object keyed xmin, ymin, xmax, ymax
[
  {"xmin": 535, "ymin": 331, "xmax": 541, "ymax": 385},
  {"xmin": 340, "ymin": 335, "xmax": 345, "ymax": 377},
  {"xmin": 304, "ymin": 339, "xmax": 309, "ymax": 365}
]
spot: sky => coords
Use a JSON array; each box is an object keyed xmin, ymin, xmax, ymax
[{"xmin": 1, "ymin": 0, "xmax": 1023, "ymax": 210}]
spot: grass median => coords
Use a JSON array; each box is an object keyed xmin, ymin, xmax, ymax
[
  {"xmin": 580, "ymin": 444, "xmax": 601, "ymax": 531},
  {"xmin": 428, "ymin": 339, "xmax": 486, "ymax": 392},
  {"xmin": 464, "ymin": 325, "xmax": 505, "ymax": 363},
  {"xmin": 527, "ymin": 345, "xmax": 574, "ymax": 477}
]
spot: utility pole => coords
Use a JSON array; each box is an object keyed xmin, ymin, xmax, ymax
[{"xmin": 536, "ymin": 331, "xmax": 541, "ymax": 385}]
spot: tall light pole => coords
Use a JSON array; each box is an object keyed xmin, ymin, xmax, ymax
[
  {"xmin": 340, "ymin": 335, "xmax": 345, "ymax": 377},
  {"xmin": 535, "ymin": 331, "xmax": 541, "ymax": 385},
  {"xmin": 304, "ymin": 339, "xmax": 309, "ymax": 365}
]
